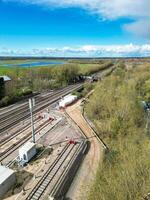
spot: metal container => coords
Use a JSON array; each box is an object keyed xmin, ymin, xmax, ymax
[{"xmin": 19, "ymin": 142, "xmax": 36, "ymax": 165}]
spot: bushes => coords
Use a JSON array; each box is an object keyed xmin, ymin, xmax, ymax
[
  {"xmin": 85, "ymin": 65, "xmax": 150, "ymax": 200},
  {"xmin": 88, "ymin": 132, "xmax": 150, "ymax": 200},
  {"xmin": 80, "ymin": 61, "xmax": 113, "ymax": 75},
  {"xmin": 0, "ymin": 88, "xmax": 32, "ymax": 107},
  {"xmin": 0, "ymin": 60, "xmax": 113, "ymax": 107},
  {"xmin": 72, "ymin": 82, "xmax": 94, "ymax": 99},
  {"xmin": 52, "ymin": 64, "xmax": 80, "ymax": 86},
  {"xmin": 0, "ymin": 77, "xmax": 5, "ymax": 99},
  {"xmin": 85, "ymin": 72, "xmax": 144, "ymax": 137},
  {"xmin": 0, "ymin": 96, "xmax": 10, "ymax": 106},
  {"xmin": 22, "ymin": 88, "xmax": 32, "ymax": 96}
]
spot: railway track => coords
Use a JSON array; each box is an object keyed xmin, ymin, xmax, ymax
[
  {"xmin": 49, "ymin": 140, "xmax": 87, "ymax": 199},
  {"xmin": 0, "ymin": 119, "xmax": 43, "ymax": 148},
  {"xmin": 0, "ymin": 117, "xmax": 41, "ymax": 148},
  {"xmin": 0, "ymin": 83, "xmax": 83, "ymax": 132},
  {"xmin": 25, "ymin": 142, "xmax": 77, "ymax": 200},
  {"xmin": 0, "ymin": 95, "xmax": 43, "ymax": 120},
  {"xmin": 0, "ymin": 119, "xmax": 53, "ymax": 163},
  {"xmin": 0, "ymin": 84, "xmax": 79, "ymax": 121}
]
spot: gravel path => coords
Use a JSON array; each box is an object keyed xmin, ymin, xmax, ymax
[{"xmin": 66, "ymin": 100, "xmax": 105, "ymax": 200}]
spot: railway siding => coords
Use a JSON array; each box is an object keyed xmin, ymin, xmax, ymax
[
  {"xmin": 19, "ymin": 141, "xmax": 85, "ymax": 200},
  {"xmin": 49, "ymin": 140, "xmax": 87, "ymax": 200},
  {"xmin": 0, "ymin": 116, "xmax": 62, "ymax": 165},
  {"xmin": 65, "ymin": 100, "xmax": 104, "ymax": 200}
]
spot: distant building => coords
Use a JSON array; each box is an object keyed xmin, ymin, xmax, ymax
[
  {"xmin": 0, "ymin": 75, "xmax": 11, "ymax": 82},
  {"xmin": 0, "ymin": 76, "xmax": 11, "ymax": 96},
  {"xmin": 0, "ymin": 166, "xmax": 16, "ymax": 198}
]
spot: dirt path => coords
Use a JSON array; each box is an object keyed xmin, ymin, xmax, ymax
[{"xmin": 66, "ymin": 100, "xmax": 105, "ymax": 200}]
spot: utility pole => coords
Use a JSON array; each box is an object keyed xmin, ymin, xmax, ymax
[{"xmin": 29, "ymin": 98, "xmax": 35, "ymax": 143}]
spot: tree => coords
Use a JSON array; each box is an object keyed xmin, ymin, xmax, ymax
[{"xmin": 0, "ymin": 77, "xmax": 5, "ymax": 99}]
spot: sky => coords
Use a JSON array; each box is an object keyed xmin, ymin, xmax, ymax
[{"xmin": 0, "ymin": 0, "xmax": 150, "ymax": 57}]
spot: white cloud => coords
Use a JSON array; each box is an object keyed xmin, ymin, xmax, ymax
[
  {"xmin": 124, "ymin": 20, "xmax": 150, "ymax": 39},
  {"xmin": 3, "ymin": 0, "xmax": 150, "ymax": 38},
  {"xmin": 1, "ymin": 44, "xmax": 150, "ymax": 57},
  {"xmin": 4, "ymin": 0, "xmax": 150, "ymax": 18}
]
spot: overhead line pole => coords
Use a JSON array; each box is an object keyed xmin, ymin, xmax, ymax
[{"xmin": 29, "ymin": 98, "xmax": 35, "ymax": 143}]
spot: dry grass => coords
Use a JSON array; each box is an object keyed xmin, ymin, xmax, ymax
[{"xmin": 85, "ymin": 64, "xmax": 150, "ymax": 200}]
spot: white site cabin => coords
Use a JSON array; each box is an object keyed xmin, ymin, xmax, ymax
[
  {"xmin": 19, "ymin": 142, "xmax": 36, "ymax": 166},
  {"xmin": 59, "ymin": 94, "xmax": 77, "ymax": 108}
]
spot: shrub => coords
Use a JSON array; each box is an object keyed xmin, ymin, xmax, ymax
[{"xmin": 86, "ymin": 65, "xmax": 150, "ymax": 200}]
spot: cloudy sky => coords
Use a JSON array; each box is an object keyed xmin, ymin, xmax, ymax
[{"xmin": 0, "ymin": 0, "xmax": 150, "ymax": 57}]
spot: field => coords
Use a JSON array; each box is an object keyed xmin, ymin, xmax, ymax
[
  {"xmin": 0, "ymin": 58, "xmax": 113, "ymax": 76},
  {"xmin": 0, "ymin": 58, "xmax": 113, "ymax": 107},
  {"xmin": 79, "ymin": 63, "xmax": 100, "ymax": 74},
  {"xmin": 0, "ymin": 59, "xmax": 65, "ymax": 76},
  {"xmin": 0, "ymin": 66, "xmax": 14, "ymax": 75}
]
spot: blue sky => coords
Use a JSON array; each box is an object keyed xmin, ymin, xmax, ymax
[{"xmin": 0, "ymin": 0, "xmax": 150, "ymax": 57}]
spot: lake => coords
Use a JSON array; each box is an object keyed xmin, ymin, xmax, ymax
[{"xmin": 2, "ymin": 61, "xmax": 65, "ymax": 68}]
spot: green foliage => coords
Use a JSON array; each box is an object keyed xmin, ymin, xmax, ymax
[
  {"xmin": 105, "ymin": 149, "xmax": 119, "ymax": 165},
  {"xmin": 72, "ymin": 82, "xmax": 94, "ymax": 98},
  {"xmin": 0, "ymin": 77, "xmax": 5, "ymax": 99},
  {"xmin": 0, "ymin": 88, "xmax": 32, "ymax": 107},
  {"xmin": 116, "ymin": 61, "xmax": 126, "ymax": 69},
  {"xmin": 79, "ymin": 61, "xmax": 113, "ymax": 75},
  {"xmin": 52, "ymin": 64, "xmax": 79, "ymax": 86},
  {"xmin": 0, "ymin": 59, "xmax": 113, "ymax": 107},
  {"xmin": 88, "ymin": 132, "xmax": 150, "ymax": 200},
  {"xmin": 68, "ymin": 59, "xmax": 105, "ymax": 64},
  {"xmin": 132, "ymin": 64, "xmax": 150, "ymax": 100},
  {"xmin": 85, "ymin": 65, "xmax": 150, "ymax": 200}
]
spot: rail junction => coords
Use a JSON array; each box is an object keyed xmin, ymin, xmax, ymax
[{"xmin": 0, "ymin": 83, "xmax": 90, "ymax": 200}]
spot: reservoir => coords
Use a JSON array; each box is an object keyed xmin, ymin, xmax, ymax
[{"xmin": 2, "ymin": 61, "xmax": 65, "ymax": 68}]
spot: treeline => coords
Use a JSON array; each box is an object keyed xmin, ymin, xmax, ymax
[
  {"xmin": 80, "ymin": 61, "xmax": 113, "ymax": 75},
  {"xmin": 69, "ymin": 59, "xmax": 111, "ymax": 64},
  {"xmin": 0, "ymin": 64, "xmax": 80, "ymax": 107},
  {"xmin": 85, "ymin": 63, "xmax": 150, "ymax": 200},
  {"xmin": 0, "ymin": 88, "xmax": 32, "ymax": 107},
  {"xmin": 0, "ymin": 61, "xmax": 113, "ymax": 107},
  {"xmin": 0, "ymin": 77, "xmax": 5, "ymax": 99}
]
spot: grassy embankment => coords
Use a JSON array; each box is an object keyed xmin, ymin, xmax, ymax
[{"xmin": 85, "ymin": 63, "xmax": 150, "ymax": 200}]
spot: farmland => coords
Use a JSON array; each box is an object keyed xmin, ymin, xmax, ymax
[{"xmin": 0, "ymin": 58, "xmax": 113, "ymax": 107}]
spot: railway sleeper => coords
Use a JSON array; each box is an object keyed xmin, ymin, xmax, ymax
[{"xmin": 49, "ymin": 140, "xmax": 88, "ymax": 200}]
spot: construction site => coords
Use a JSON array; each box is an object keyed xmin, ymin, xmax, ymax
[{"xmin": 0, "ymin": 83, "xmax": 105, "ymax": 200}]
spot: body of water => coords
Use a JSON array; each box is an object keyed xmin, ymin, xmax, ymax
[{"xmin": 2, "ymin": 61, "xmax": 65, "ymax": 68}]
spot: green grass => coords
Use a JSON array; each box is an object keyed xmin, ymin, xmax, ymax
[
  {"xmin": 0, "ymin": 66, "xmax": 15, "ymax": 75},
  {"xmin": 0, "ymin": 66, "xmax": 28, "ymax": 76},
  {"xmin": 88, "ymin": 132, "xmax": 150, "ymax": 200},
  {"xmin": 78, "ymin": 62, "xmax": 113, "ymax": 75},
  {"xmin": 78, "ymin": 64, "xmax": 100, "ymax": 74},
  {"xmin": 79, "ymin": 63, "xmax": 100, "ymax": 68},
  {"xmin": 0, "ymin": 58, "xmax": 64, "ymax": 76},
  {"xmin": 0, "ymin": 60, "xmax": 112, "ymax": 77},
  {"xmin": 85, "ymin": 64, "xmax": 150, "ymax": 200}
]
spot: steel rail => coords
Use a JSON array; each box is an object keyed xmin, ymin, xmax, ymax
[{"xmin": 25, "ymin": 143, "xmax": 74, "ymax": 200}]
